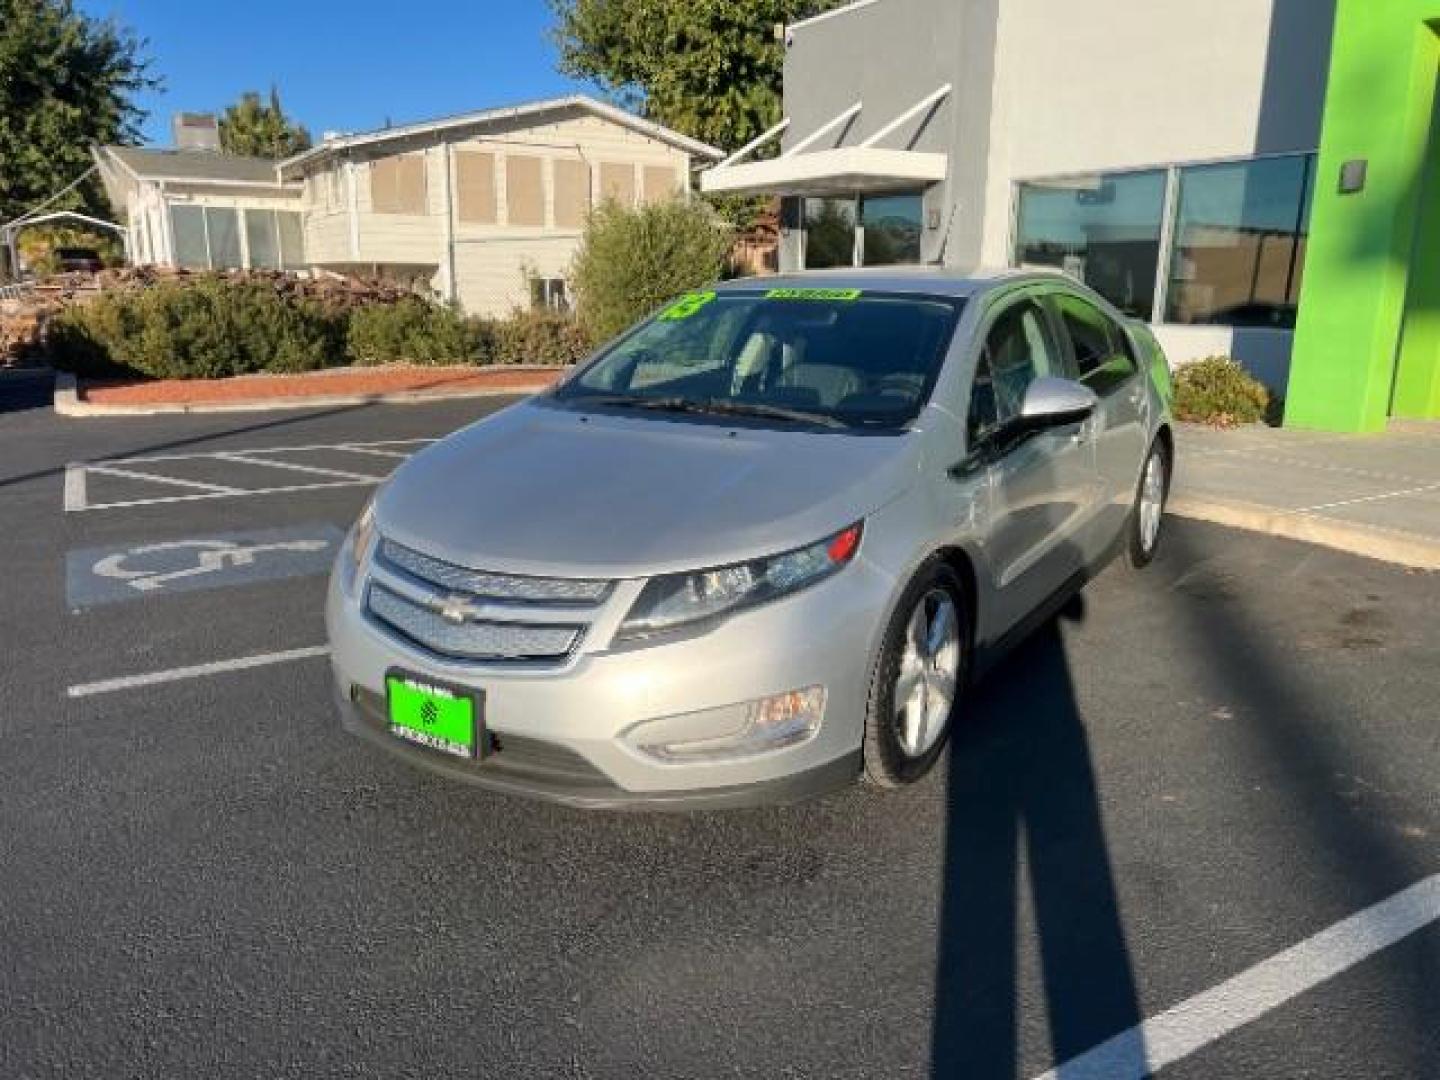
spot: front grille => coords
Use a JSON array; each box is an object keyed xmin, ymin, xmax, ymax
[
  {"xmin": 367, "ymin": 583, "xmax": 582, "ymax": 661},
  {"xmin": 364, "ymin": 538, "xmax": 609, "ymax": 664},
  {"xmin": 379, "ymin": 539, "xmax": 610, "ymax": 604}
]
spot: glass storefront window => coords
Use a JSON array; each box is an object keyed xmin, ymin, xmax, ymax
[
  {"xmin": 804, "ymin": 198, "xmax": 857, "ymax": 268},
  {"xmin": 861, "ymin": 193, "xmax": 923, "ymax": 266},
  {"xmin": 170, "ymin": 205, "xmax": 208, "ymax": 269},
  {"xmin": 1014, "ymin": 169, "xmax": 1167, "ymax": 318},
  {"xmin": 1165, "ymin": 155, "xmax": 1314, "ymax": 328}
]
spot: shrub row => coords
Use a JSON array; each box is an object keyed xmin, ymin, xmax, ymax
[{"xmin": 47, "ymin": 277, "xmax": 593, "ymax": 379}]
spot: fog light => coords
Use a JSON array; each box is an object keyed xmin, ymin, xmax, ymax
[{"xmin": 629, "ymin": 686, "xmax": 826, "ymax": 763}]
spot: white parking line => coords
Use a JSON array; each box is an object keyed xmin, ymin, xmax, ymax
[
  {"xmin": 66, "ymin": 645, "xmax": 330, "ymax": 698},
  {"xmin": 86, "ymin": 464, "xmax": 244, "ymax": 495},
  {"xmin": 62, "ymin": 462, "xmax": 87, "ymax": 511},
  {"xmin": 64, "ymin": 437, "xmax": 436, "ymax": 512},
  {"xmin": 1034, "ymin": 873, "xmax": 1440, "ymax": 1080},
  {"xmin": 213, "ymin": 452, "xmax": 383, "ymax": 482},
  {"xmin": 74, "ymin": 478, "xmax": 376, "ymax": 512}
]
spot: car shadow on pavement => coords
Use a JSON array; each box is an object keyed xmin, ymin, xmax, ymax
[{"xmin": 931, "ymin": 594, "xmax": 1146, "ymax": 1078}]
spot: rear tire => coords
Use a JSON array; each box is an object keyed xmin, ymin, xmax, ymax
[
  {"xmin": 1127, "ymin": 437, "xmax": 1171, "ymax": 568},
  {"xmin": 862, "ymin": 560, "xmax": 971, "ymax": 788}
]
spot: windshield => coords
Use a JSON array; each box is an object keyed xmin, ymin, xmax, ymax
[{"xmin": 555, "ymin": 288, "xmax": 964, "ymax": 429}]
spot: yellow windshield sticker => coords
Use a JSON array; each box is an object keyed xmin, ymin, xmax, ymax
[
  {"xmin": 657, "ymin": 290, "xmax": 717, "ymax": 320},
  {"xmin": 764, "ymin": 287, "xmax": 862, "ymax": 301}
]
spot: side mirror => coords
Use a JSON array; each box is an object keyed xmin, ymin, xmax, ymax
[
  {"xmin": 1016, "ymin": 376, "xmax": 1097, "ymax": 431},
  {"xmin": 948, "ymin": 376, "xmax": 1098, "ymax": 480}
]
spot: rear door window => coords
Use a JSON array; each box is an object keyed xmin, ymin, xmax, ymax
[{"xmin": 1051, "ymin": 294, "xmax": 1139, "ymax": 396}]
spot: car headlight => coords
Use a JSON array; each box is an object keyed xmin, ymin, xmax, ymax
[
  {"xmin": 350, "ymin": 497, "xmax": 378, "ymax": 573},
  {"xmin": 615, "ymin": 523, "xmax": 862, "ymax": 642}
]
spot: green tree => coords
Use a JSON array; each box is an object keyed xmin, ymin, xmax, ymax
[
  {"xmin": 218, "ymin": 87, "xmax": 312, "ymax": 159},
  {"xmin": 0, "ymin": 0, "xmax": 157, "ymax": 224},
  {"xmin": 549, "ymin": 0, "xmax": 845, "ymax": 155}
]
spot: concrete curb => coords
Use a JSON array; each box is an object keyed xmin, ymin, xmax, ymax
[
  {"xmin": 1169, "ymin": 493, "xmax": 1440, "ymax": 572},
  {"xmin": 53, "ymin": 369, "xmax": 560, "ymax": 417}
]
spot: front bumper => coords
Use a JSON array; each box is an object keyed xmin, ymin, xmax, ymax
[{"xmin": 326, "ymin": 546, "xmax": 894, "ymax": 809}]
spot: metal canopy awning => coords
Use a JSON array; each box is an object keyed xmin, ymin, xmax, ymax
[
  {"xmin": 699, "ymin": 84, "xmax": 951, "ymax": 198},
  {"xmin": 700, "ymin": 147, "xmax": 947, "ymax": 196}
]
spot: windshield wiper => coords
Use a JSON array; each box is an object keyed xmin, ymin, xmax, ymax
[
  {"xmin": 686, "ymin": 399, "xmax": 848, "ymax": 429},
  {"xmin": 567, "ymin": 394, "xmax": 847, "ymax": 428}
]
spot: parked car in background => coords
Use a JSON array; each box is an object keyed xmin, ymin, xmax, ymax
[
  {"xmin": 53, "ymin": 248, "xmax": 103, "ymax": 273},
  {"xmin": 327, "ymin": 268, "xmax": 1174, "ymax": 808}
]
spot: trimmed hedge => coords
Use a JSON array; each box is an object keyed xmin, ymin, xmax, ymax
[
  {"xmin": 1173, "ymin": 355, "xmax": 1272, "ymax": 427},
  {"xmin": 49, "ymin": 278, "xmax": 342, "ymax": 379},
  {"xmin": 47, "ymin": 276, "xmax": 593, "ymax": 378},
  {"xmin": 347, "ymin": 297, "xmax": 477, "ymax": 366}
]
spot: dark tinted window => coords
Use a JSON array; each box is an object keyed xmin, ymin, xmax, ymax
[
  {"xmin": 969, "ymin": 298, "xmax": 1061, "ymax": 444},
  {"xmin": 1053, "ymin": 294, "xmax": 1137, "ymax": 396}
]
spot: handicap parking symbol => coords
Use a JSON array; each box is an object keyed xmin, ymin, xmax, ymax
[{"xmin": 67, "ymin": 525, "xmax": 345, "ymax": 609}]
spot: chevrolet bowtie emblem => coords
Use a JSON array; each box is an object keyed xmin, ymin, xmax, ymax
[{"xmin": 437, "ymin": 595, "xmax": 474, "ymax": 625}]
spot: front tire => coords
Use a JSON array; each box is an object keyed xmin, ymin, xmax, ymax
[
  {"xmin": 862, "ymin": 560, "xmax": 971, "ymax": 788},
  {"xmin": 1128, "ymin": 437, "xmax": 1171, "ymax": 568}
]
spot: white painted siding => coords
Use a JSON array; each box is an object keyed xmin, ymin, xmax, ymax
[{"xmin": 296, "ymin": 109, "xmax": 694, "ymax": 314}]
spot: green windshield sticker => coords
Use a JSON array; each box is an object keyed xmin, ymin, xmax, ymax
[
  {"xmin": 658, "ymin": 290, "xmax": 717, "ymax": 320},
  {"xmin": 764, "ymin": 287, "xmax": 862, "ymax": 301}
]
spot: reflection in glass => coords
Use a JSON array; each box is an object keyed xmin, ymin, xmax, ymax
[
  {"xmin": 861, "ymin": 193, "xmax": 923, "ymax": 265},
  {"xmin": 1165, "ymin": 155, "xmax": 1313, "ymax": 328},
  {"xmin": 804, "ymin": 198, "xmax": 856, "ymax": 268},
  {"xmin": 1014, "ymin": 170, "xmax": 1167, "ymax": 317}
]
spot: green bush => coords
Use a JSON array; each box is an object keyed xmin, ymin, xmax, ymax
[
  {"xmin": 1173, "ymin": 355, "xmax": 1271, "ymax": 426},
  {"xmin": 46, "ymin": 274, "xmax": 594, "ymax": 378},
  {"xmin": 49, "ymin": 277, "xmax": 342, "ymax": 378},
  {"xmin": 570, "ymin": 198, "xmax": 734, "ymax": 342},
  {"xmin": 347, "ymin": 297, "xmax": 477, "ymax": 365},
  {"xmin": 479, "ymin": 309, "xmax": 592, "ymax": 366}
]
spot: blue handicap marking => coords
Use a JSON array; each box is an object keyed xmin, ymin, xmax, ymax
[{"xmin": 67, "ymin": 524, "xmax": 345, "ymax": 609}]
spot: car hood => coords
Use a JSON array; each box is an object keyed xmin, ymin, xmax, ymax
[{"xmin": 374, "ymin": 399, "xmax": 922, "ymax": 579}]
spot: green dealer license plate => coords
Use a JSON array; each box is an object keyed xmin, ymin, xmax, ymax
[{"xmin": 385, "ymin": 671, "xmax": 480, "ymax": 759}]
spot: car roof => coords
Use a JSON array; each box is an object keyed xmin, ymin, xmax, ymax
[{"xmin": 711, "ymin": 266, "xmax": 1074, "ymax": 299}]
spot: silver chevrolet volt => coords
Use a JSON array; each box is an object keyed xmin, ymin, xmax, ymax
[{"xmin": 327, "ymin": 268, "xmax": 1173, "ymax": 808}]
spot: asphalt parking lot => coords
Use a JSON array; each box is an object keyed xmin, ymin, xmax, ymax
[{"xmin": 2, "ymin": 379, "xmax": 1438, "ymax": 1079}]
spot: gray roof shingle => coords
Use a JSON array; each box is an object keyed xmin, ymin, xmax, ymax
[{"xmin": 104, "ymin": 147, "xmax": 288, "ymax": 185}]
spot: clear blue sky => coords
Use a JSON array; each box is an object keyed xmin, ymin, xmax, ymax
[{"xmin": 78, "ymin": 1, "xmax": 593, "ymax": 146}]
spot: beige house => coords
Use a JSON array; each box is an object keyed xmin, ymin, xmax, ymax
[{"xmin": 95, "ymin": 95, "xmax": 722, "ymax": 315}]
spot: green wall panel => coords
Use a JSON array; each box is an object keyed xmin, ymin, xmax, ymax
[{"xmin": 1288, "ymin": 0, "xmax": 1440, "ymax": 430}]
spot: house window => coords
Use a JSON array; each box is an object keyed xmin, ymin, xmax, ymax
[
  {"xmin": 553, "ymin": 159, "xmax": 590, "ymax": 229},
  {"xmin": 455, "ymin": 151, "xmax": 497, "ymax": 224},
  {"xmin": 803, "ymin": 198, "xmax": 857, "ymax": 268},
  {"xmin": 328, "ymin": 168, "xmax": 345, "ymax": 210},
  {"xmin": 277, "ymin": 212, "xmax": 305, "ymax": 270},
  {"xmin": 599, "ymin": 162, "xmax": 636, "ymax": 207},
  {"xmin": 170, "ymin": 205, "xmax": 208, "ymax": 269},
  {"xmin": 861, "ymin": 193, "xmax": 923, "ymax": 266},
  {"xmin": 371, "ymin": 154, "xmax": 427, "ymax": 215},
  {"xmin": 530, "ymin": 277, "xmax": 569, "ymax": 311},
  {"xmin": 642, "ymin": 164, "xmax": 681, "ymax": 204},
  {"xmin": 245, "ymin": 209, "xmax": 280, "ymax": 269},
  {"xmin": 1165, "ymin": 154, "xmax": 1315, "ymax": 328},
  {"xmin": 506, "ymin": 154, "xmax": 545, "ymax": 227},
  {"xmin": 205, "ymin": 208, "xmax": 243, "ymax": 269},
  {"xmin": 1014, "ymin": 168, "xmax": 1167, "ymax": 318}
]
